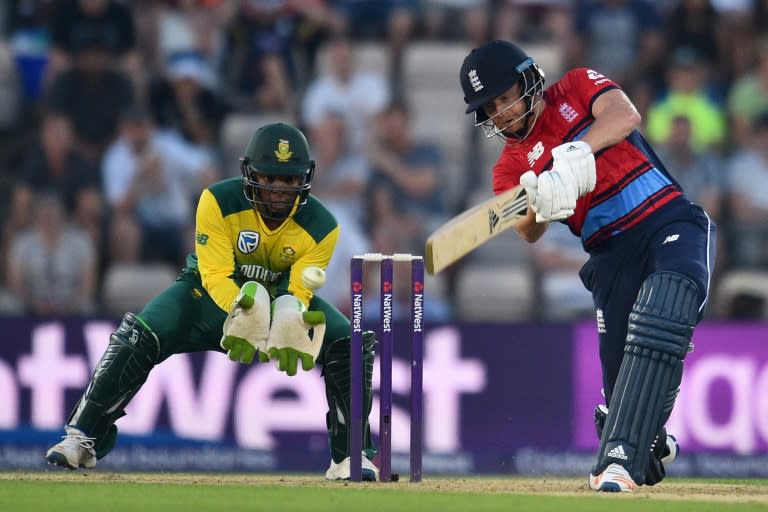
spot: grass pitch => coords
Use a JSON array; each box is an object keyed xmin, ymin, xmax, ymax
[{"xmin": 1, "ymin": 472, "xmax": 767, "ymax": 511}]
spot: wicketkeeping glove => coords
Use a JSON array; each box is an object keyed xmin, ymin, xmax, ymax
[
  {"xmin": 262, "ymin": 295, "xmax": 326, "ymax": 376},
  {"xmin": 220, "ymin": 281, "xmax": 271, "ymax": 364},
  {"xmin": 551, "ymin": 141, "xmax": 596, "ymax": 197}
]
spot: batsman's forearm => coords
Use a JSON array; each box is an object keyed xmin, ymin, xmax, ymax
[{"xmin": 515, "ymin": 208, "xmax": 547, "ymax": 243}]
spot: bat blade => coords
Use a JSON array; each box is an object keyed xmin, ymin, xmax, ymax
[{"xmin": 425, "ymin": 185, "xmax": 528, "ymax": 274}]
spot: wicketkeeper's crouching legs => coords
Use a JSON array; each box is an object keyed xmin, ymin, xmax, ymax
[
  {"xmin": 322, "ymin": 331, "xmax": 379, "ymax": 480},
  {"xmin": 590, "ymin": 272, "xmax": 699, "ymax": 491},
  {"xmin": 46, "ymin": 313, "xmax": 159, "ymax": 468}
]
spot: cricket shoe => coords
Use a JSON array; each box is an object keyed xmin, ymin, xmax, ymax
[
  {"xmin": 661, "ymin": 434, "xmax": 679, "ymax": 466},
  {"xmin": 325, "ymin": 454, "xmax": 379, "ymax": 481},
  {"xmin": 589, "ymin": 463, "xmax": 637, "ymax": 492},
  {"xmin": 45, "ymin": 426, "xmax": 97, "ymax": 469}
]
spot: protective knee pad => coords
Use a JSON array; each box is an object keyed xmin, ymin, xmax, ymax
[
  {"xmin": 322, "ymin": 331, "xmax": 376, "ymax": 462},
  {"xmin": 593, "ymin": 272, "xmax": 699, "ymax": 485},
  {"xmin": 68, "ymin": 313, "xmax": 160, "ymax": 448}
]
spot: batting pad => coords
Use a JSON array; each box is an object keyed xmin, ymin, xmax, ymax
[{"xmin": 594, "ymin": 272, "xmax": 699, "ymax": 485}]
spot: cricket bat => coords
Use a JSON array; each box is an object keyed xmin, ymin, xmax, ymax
[{"xmin": 425, "ymin": 185, "xmax": 528, "ymax": 274}]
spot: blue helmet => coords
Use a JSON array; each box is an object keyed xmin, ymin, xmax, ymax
[{"xmin": 459, "ymin": 40, "xmax": 545, "ymax": 140}]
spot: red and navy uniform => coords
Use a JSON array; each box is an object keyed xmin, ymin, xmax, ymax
[
  {"xmin": 492, "ymin": 68, "xmax": 716, "ymax": 400},
  {"xmin": 492, "ymin": 68, "xmax": 683, "ymax": 250}
]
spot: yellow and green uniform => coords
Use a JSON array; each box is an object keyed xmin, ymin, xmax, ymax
[
  {"xmin": 137, "ymin": 177, "xmax": 350, "ymax": 362},
  {"xmin": 66, "ymin": 177, "xmax": 376, "ymax": 464}
]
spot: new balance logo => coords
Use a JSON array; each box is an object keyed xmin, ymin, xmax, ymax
[
  {"xmin": 488, "ymin": 209, "xmax": 500, "ymax": 234},
  {"xmin": 663, "ymin": 234, "xmax": 680, "ymax": 245},
  {"xmin": 607, "ymin": 445, "xmax": 628, "ymax": 460},
  {"xmin": 527, "ymin": 141, "xmax": 545, "ymax": 167}
]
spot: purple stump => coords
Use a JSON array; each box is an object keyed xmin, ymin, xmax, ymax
[
  {"xmin": 379, "ymin": 257, "xmax": 394, "ymax": 481},
  {"xmin": 350, "ymin": 257, "xmax": 364, "ymax": 482},
  {"xmin": 410, "ymin": 258, "xmax": 424, "ymax": 482}
]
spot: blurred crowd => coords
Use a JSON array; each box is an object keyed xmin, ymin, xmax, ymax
[{"xmin": 1, "ymin": 0, "xmax": 768, "ymax": 322}]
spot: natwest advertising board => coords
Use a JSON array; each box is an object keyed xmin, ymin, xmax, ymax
[{"xmin": 0, "ymin": 318, "xmax": 767, "ymax": 476}]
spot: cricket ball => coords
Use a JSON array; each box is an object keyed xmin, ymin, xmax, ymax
[{"xmin": 301, "ymin": 266, "xmax": 326, "ymax": 290}]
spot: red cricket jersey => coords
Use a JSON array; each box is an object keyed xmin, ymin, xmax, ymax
[{"xmin": 492, "ymin": 68, "xmax": 682, "ymax": 250}]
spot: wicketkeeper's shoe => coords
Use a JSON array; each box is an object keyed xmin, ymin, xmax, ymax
[
  {"xmin": 325, "ymin": 454, "xmax": 379, "ymax": 481},
  {"xmin": 45, "ymin": 426, "xmax": 97, "ymax": 469},
  {"xmin": 589, "ymin": 463, "xmax": 637, "ymax": 492}
]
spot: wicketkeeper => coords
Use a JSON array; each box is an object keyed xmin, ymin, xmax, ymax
[{"xmin": 45, "ymin": 123, "xmax": 380, "ymax": 481}]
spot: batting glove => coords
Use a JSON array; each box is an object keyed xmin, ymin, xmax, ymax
[
  {"xmin": 551, "ymin": 141, "xmax": 596, "ymax": 197},
  {"xmin": 521, "ymin": 168, "xmax": 577, "ymax": 223}
]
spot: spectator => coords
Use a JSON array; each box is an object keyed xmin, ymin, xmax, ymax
[
  {"xmin": 219, "ymin": 0, "xmax": 298, "ymax": 114},
  {"xmin": 493, "ymin": 0, "xmax": 571, "ymax": 46},
  {"xmin": 331, "ymin": 0, "xmax": 417, "ymax": 85},
  {"xmin": 724, "ymin": 112, "xmax": 768, "ymax": 268},
  {"xmin": 148, "ymin": 51, "xmax": 228, "ymax": 150},
  {"xmin": 47, "ymin": 0, "xmax": 140, "ymax": 92},
  {"xmin": 308, "ymin": 112, "xmax": 372, "ymax": 312},
  {"xmin": 568, "ymin": 0, "xmax": 665, "ymax": 92},
  {"xmin": 654, "ymin": 115, "xmax": 723, "ymax": 220},
  {"xmin": 308, "ymin": 112, "xmax": 370, "ymax": 229},
  {"xmin": 366, "ymin": 101, "xmax": 447, "ymax": 254},
  {"xmin": 153, "ymin": 0, "xmax": 229, "ymax": 75},
  {"xmin": 46, "ymin": 30, "xmax": 135, "ymax": 163},
  {"xmin": 0, "ymin": 42, "xmax": 21, "ymax": 184},
  {"xmin": 6, "ymin": 192, "xmax": 97, "ymax": 315},
  {"xmin": 664, "ymin": 0, "xmax": 721, "ymax": 68},
  {"xmin": 15, "ymin": 111, "xmax": 101, "ymax": 215},
  {"xmin": 6, "ymin": 0, "xmax": 55, "ymax": 104},
  {"xmin": 102, "ymin": 107, "xmax": 218, "ymax": 267},
  {"xmin": 422, "ymin": 0, "xmax": 491, "ymax": 45},
  {"xmin": 302, "ymin": 36, "xmax": 390, "ymax": 152},
  {"xmin": 646, "ymin": 47, "xmax": 726, "ymax": 152},
  {"xmin": 727, "ymin": 37, "xmax": 768, "ymax": 149}
]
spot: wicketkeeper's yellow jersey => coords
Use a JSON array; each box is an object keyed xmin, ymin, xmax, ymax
[{"xmin": 189, "ymin": 177, "xmax": 339, "ymax": 312}]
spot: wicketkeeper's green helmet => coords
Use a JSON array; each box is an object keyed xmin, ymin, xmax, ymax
[{"xmin": 240, "ymin": 123, "xmax": 316, "ymax": 220}]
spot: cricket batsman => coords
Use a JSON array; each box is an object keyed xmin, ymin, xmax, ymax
[
  {"xmin": 460, "ymin": 41, "xmax": 716, "ymax": 491},
  {"xmin": 45, "ymin": 123, "xmax": 380, "ymax": 481}
]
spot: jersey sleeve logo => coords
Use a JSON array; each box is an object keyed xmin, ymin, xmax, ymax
[
  {"xmin": 195, "ymin": 231, "xmax": 209, "ymax": 245},
  {"xmin": 237, "ymin": 230, "xmax": 260, "ymax": 253},
  {"xmin": 527, "ymin": 141, "xmax": 545, "ymax": 167},
  {"xmin": 586, "ymin": 69, "xmax": 611, "ymax": 86}
]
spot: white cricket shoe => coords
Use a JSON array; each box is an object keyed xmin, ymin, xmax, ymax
[
  {"xmin": 325, "ymin": 454, "xmax": 379, "ymax": 481},
  {"xmin": 45, "ymin": 426, "xmax": 97, "ymax": 469},
  {"xmin": 589, "ymin": 463, "xmax": 637, "ymax": 492}
]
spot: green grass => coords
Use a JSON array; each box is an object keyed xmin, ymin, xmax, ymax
[{"xmin": 1, "ymin": 474, "xmax": 767, "ymax": 512}]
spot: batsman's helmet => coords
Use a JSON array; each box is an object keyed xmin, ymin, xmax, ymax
[
  {"xmin": 240, "ymin": 123, "xmax": 315, "ymax": 220},
  {"xmin": 460, "ymin": 40, "xmax": 545, "ymax": 139}
]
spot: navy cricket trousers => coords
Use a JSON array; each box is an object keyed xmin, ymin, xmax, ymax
[{"xmin": 578, "ymin": 197, "xmax": 716, "ymax": 404}]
